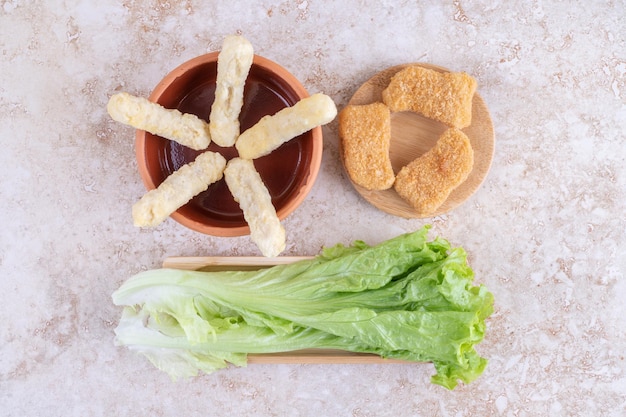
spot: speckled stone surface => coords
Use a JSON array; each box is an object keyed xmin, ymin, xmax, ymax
[{"xmin": 1, "ymin": 1, "xmax": 625, "ymax": 416}]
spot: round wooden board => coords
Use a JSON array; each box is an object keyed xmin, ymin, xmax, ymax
[{"xmin": 342, "ymin": 63, "xmax": 495, "ymax": 218}]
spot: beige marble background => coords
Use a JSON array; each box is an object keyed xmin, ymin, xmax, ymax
[{"xmin": 1, "ymin": 1, "xmax": 625, "ymax": 416}]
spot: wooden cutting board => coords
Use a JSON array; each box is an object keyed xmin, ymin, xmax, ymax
[
  {"xmin": 162, "ymin": 256, "xmax": 408, "ymax": 364},
  {"xmin": 341, "ymin": 63, "xmax": 495, "ymax": 218}
]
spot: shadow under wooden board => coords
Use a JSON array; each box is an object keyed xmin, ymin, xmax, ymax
[
  {"xmin": 162, "ymin": 255, "xmax": 409, "ymax": 364},
  {"xmin": 342, "ymin": 63, "xmax": 495, "ymax": 218}
]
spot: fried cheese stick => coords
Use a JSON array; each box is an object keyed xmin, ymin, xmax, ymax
[
  {"xmin": 107, "ymin": 92, "xmax": 211, "ymax": 150},
  {"xmin": 235, "ymin": 93, "xmax": 337, "ymax": 160},
  {"xmin": 394, "ymin": 128, "xmax": 474, "ymax": 217},
  {"xmin": 209, "ymin": 35, "xmax": 254, "ymax": 147},
  {"xmin": 382, "ymin": 66, "xmax": 477, "ymax": 128},
  {"xmin": 223, "ymin": 158, "xmax": 285, "ymax": 257},
  {"xmin": 132, "ymin": 151, "xmax": 226, "ymax": 227}
]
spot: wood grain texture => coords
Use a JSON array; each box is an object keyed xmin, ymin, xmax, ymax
[
  {"xmin": 162, "ymin": 255, "xmax": 314, "ymax": 270},
  {"xmin": 341, "ymin": 63, "xmax": 495, "ymax": 218},
  {"xmin": 161, "ymin": 256, "xmax": 410, "ymax": 364}
]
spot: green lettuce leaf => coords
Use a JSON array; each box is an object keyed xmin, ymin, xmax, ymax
[{"xmin": 112, "ymin": 226, "xmax": 493, "ymax": 389}]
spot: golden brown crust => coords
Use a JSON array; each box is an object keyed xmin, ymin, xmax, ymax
[
  {"xmin": 339, "ymin": 102, "xmax": 395, "ymax": 190},
  {"xmin": 394, "ymin": 128, "xmax": 474, "ymax": 216},
  {"xmin": 382, "ymin": 66, "xmax": 477, "ymax": 128}
]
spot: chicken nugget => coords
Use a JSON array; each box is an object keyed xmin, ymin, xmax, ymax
[
  {"xmin": 209, "ymin": 35, "xmax": 254, "ymax": 147},
  {"xmin": 394, "ymin": 128, "xmax": 473, "ymax": 216},
  {"xmin": 223, "ymin": 158, "xmax": 285, "ymax": 257},
  {"xmin": 235, "ymin": 93, "xmax": 337, "ymax": 160},
  {"xmin": 339, "ymin": 102, "xmax": 395, "ymax": 190},
  {"xmin": 382, "ymin": 66, "xmax": 477, "ymax": 128},
  {"xmin": 107, "ymin": 92, "xmax": 211, "ymax": 150},
  {"xmin": 132, "ymin": 151, "xmax": 226, "ymax": 227}
]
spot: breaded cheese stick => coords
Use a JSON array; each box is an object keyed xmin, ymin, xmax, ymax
[
  {"xmin": 235, "ymin": 93, "xmax": 337, "ymax": 160},
  {"xmin": 107, "ymin": 92, "xmax": 211, "ymax": 150},
  {"xmin": 394, "ymin": 128, "xmax": 474, "ymax": 216},
  {"xmin": 382, "ymin": 66, "xmax": 477, "ymax": 128},
  {"xmin": 223, "ymin": 158, "xmax": 285, "ymax": 257},
  {"xmin": 209, "ymin": 35, "xmax": 254, "ymax": 147},
  {"xmin": 339, "ymin": 102, "xmax": 395, "ymax": 190},
  {"xmin": 132, "ymin": 151, "xmax": 226, "ymax": 227}
]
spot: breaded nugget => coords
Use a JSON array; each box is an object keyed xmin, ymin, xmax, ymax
[
  {"xmin": 107, "ymin": 92, "xmax": 211, "ymax": 150},
  {"xmin": 339, "ymin": 102, "xmax": 395, "ymax": 190},
  {"xmin": 235, "ymin": 93, "xmax": 337, "ymax": 160},
  {"xmin": 394, "ymin": 128, "xmax": 473, "ymax": 216},
  {"xmin": 209, "ymin": 35, "xmax": 254, "ymax": 147},
  {"xmin": 132, "ymin": 151, "xmax": 226, "ymax": 227},
  {"xmin": 223, "ymin": 158, "xmax": 285, "ymax": 257},
  {"xmin": 382, "ymin": 66, "xmax": 477, "ymax": 128}
]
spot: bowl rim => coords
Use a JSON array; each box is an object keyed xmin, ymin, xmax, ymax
[{"xmin": 134, "ymin": 52, "xmax": 323, "ymax": 237}]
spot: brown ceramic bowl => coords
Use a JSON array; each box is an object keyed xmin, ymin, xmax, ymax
[{"xmin": 135, "ymin": 52, "xmax": 323, "ymax": 236}]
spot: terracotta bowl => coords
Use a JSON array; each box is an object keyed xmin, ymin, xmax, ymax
[{"xmin": 135, "ymin": 52, "xmax": 323, "ymax": 237}]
